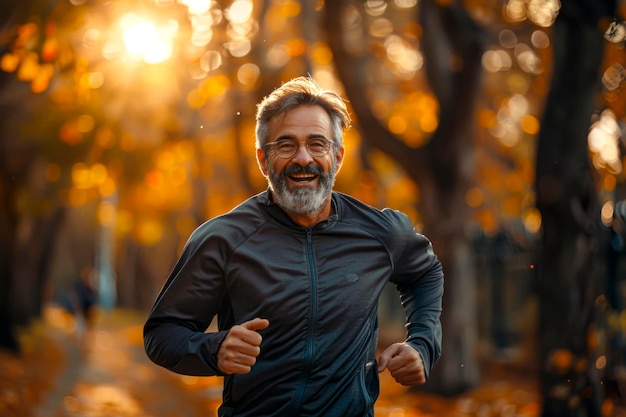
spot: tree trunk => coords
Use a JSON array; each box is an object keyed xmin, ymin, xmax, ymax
[
  {"xmin": 13, "ymin": 206, "xmax": 67, "ymax": 325},
  {"xmin": 0, "ymin": 169, "xmax": 20, "ymax": 351},
  {"xmin": 534, "ymin": 1, "xmax": 616, "ymax": 415}
]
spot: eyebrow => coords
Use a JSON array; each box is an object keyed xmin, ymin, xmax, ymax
[{"xmin": 274, "ymin": 133, "xmax": 329, "ymax": 141}]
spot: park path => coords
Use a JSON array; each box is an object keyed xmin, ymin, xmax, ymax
[{"xmin": 34, "ymin": 307, "xmax": 223, "ymax": 417}]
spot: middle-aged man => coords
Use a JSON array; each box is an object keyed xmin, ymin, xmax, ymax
[{"xmin": 144, "ymin": 76, "xmax": 444, "ymax": 416}]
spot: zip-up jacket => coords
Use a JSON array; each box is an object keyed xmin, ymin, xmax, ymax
[{"xmin": 144, "ymin": 190, "xmax": 444, "ymax": 417}]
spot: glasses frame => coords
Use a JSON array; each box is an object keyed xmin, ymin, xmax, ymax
[{"xmin": 264, "ymin": 137, "xmax": 336, "ymax": 159}]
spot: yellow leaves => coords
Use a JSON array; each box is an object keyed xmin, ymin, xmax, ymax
[
  {"xmin": 521, "ymin": 114, "xmax": 540, "ymax": 135},
  {"xmin": 311, "ymin": 43, "xmax": 333, "ymax": 65},
  {"xmin": 17, "ymin": 52, "xmax": 40, "ymax": 81},
  {"xmin": 9, "ymin": 50, "xmax": 55, "ymax": 93},
  {"xmin": 1, "ymin": 21, "xmax": 58, "ymax": 93},
  {"xmin": 548, "ymin": 349, "xmax": 590, "ymax": 377},
  {"xmin": 388, "ymin": 115, "xmax": 407, "ymax": 135},
  {"xmin": 278, "ymin": 0, "xmax": 301, "ymax": 18},
  {"xmin": 287, "ymin": 38, "xmax": 307, "ymax": 57},
  {"xmin": 60, "ymin": 116, "xmax": 94, "ymax": 145},
  {"xmin": 0, "ymin": 53, "xmax": 20, "ymax": 72},
  {"xmin": 31, "ymin": 63, "xmax": 54, "ymax": 93},
  {"xmin": 187, "ymin": 74, "xmax": 230, "ymax": 108},
  {"xmin": 478, "ymin": 109, "xmax": 497, "ymax": 130},
  {"xmin": 97, "ymin": 199, "xmax": 117, "ymax": 227},
  {"xmin": 72, "ymin": 163, "xmax": 109, "ymax": 190},
  {"xmin": 522, "ymin": 207, "xmax": 541, "ymax": 234},
  {"xmin": 16, "ymin": 22, "xmax": 38, "ymax": 49},
  {"xmin": 42, "ymin": 37, "xmax": 59, "ymax": 62},
  {"xmin": 135, "ymin": 217, "xmax": 164, "ymax": 246},
  {"xmin": 372, "ymin": 91, "xmax": 438, "ymax": 148}
]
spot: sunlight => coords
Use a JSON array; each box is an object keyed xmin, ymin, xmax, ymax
[
  {"xmin": 179, "ymin": 0, "xmax": 212, "ymax": 15},
  {"xmin": 226, "ymin": 0, "xmax": 254, "ymax": 24},
  {"xmin": 120, "ymin": 14, "xmax": 177, "ymax": 64},
  {"xmin": 527, "ymin": 0, "xmax": 560, "ymax": 27}
]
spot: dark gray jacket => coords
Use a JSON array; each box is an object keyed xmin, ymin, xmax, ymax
[{"xmin": 144, "ymin": 190, "xmax": 444, "ymax": 417}]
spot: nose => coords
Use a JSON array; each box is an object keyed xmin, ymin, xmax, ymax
[{"xmin": 290, "ymin": 142, "xmax": 315, "ymax": 165}]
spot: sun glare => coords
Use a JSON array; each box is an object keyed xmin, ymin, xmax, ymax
[{"xmin": 121, "ymin": 14, "xmax": 176, "ymax": 64}]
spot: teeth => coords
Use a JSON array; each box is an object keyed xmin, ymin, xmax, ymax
[{"xmin": 290, "ymin": 174, "xmax": 315, "ymax": 181}]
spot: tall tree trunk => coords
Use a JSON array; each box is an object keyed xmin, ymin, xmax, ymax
[
  {"xmin": 0, "ymin": 169, "xmax": 20, "ymax": 351},
  {"xmin": 534, "ymin": 1, "xmax": 616, "ymax": 415},
  {"xmin": 0, "ymin": 0, "xmax": 31, "ymax": 353},
  {"xmin": 13, "ymin": 205, "xmax": 67, "ymax": 325},
  {"xmin": 324, "ymin": 0, "xmax": 486, "ymax": 393}
]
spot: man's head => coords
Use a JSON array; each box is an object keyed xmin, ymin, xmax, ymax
[
  {"xmin": 255, "ymin": 76, "xmax": 351, "ymax": 149},
  {"xmin": 255, "ymin": 77, "xmax": 351, "ymax": 219}
]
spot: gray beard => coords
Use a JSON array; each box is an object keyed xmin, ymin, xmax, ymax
[{"xmin": 268, "ymin": 163, "xmax": 336, "ymax": 217}]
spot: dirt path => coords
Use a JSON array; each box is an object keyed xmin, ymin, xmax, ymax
[{"xmin": 34, "ymin": 307, "xmax": 223, "ymax": 417}]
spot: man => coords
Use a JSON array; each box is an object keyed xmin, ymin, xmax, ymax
[{"xmin": 144, "ymin": 77, "xmax": 444, "ymax": 416}]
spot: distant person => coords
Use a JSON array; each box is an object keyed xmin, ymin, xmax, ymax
[
  {"xmin": 144, "ymin": 77, "xmax": 444, "ymax": 416},
  {"xmin": 59, "ymin": 266, "xmax": 98, "ymax": 333}
]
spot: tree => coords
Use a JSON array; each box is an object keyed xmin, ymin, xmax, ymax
[
  {"xmin": 534, "ymin": 0, "xmax": 618, "ymax": 415},
  {"xmin": 0, "ymin": 0, "xmax": 53, "ymax": 351}
]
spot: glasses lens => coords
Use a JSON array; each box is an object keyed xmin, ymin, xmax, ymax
[
  {"xmin": 307, "ymin": 139, "xmax": 331, "ymax": 157},
  {"xmin": 274, "ymin": 141, "xmax": 298, "ymax": 158},
  {"xmin": 266, "ymin": 139, "xmax": 333, "ymax": 158}
]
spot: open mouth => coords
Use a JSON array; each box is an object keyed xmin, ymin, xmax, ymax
[
  {"xmin": 285, "ymin": 165, "xmax": 322, "ymax": 184},
  {"xmin": 289, "ymin": 173, "xmax": 318, "ymax": 183}
]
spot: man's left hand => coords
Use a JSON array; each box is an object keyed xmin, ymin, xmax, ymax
[{"xmin": 377, "ymin": 342, "xmax": 426, "ymax": 386}]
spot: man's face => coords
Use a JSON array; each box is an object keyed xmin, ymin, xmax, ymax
[{"xmin": 256, "ymin": 105, "xmax": 344, "ymax": 217}]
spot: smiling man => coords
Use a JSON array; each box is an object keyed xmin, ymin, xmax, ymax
[{"xmin": 144, "ymin": 77, "xmax": 444, "ymax": 417}]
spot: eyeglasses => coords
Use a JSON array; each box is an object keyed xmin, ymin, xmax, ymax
[{"xmin": 264, "ymin": 138, "xmax": 336, "ymax": 159}]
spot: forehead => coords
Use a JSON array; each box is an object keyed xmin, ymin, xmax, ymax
[{"xmin": 268, "ymin": 105, "xmax": 332, "ymax": 137}]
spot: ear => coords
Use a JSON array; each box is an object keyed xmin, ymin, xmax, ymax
[
  {"xmin": 334, "ymin": 145, "xmax": 345, "ymax": 174},
  {"xmin": 256, "ymin": 148, "xmax": 269, "ymax": 177}
]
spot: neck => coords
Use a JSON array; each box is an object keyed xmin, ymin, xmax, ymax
[{"xmin": 283, "ymin": 204, "xmax": 332, "ymax": 228}]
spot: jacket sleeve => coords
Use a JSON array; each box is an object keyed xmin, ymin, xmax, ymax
[
  {"xmin": 143, "ymin": 224, "xmax": 230, "ymax": 376},
  {"xmin": 386, "ymin": 210, "xmax": 444, "ymax": 379}
]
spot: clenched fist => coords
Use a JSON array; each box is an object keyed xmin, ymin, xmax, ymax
[
  {"xmin": 217, "ymin": 318, "xmax": 269, "ymax": 374},
  {"xmin": 377, "ymin": 342, "xmax": 426, "ymax": 386}
]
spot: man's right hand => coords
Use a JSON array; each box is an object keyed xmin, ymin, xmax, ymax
[{"xmin": 217, "ymin": 318, "xmax": 269, "ymax": 374}]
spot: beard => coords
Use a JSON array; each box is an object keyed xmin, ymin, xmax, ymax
[{"xmin": 268, "ymin": 162, "xmax": 336, "ymax": 217}]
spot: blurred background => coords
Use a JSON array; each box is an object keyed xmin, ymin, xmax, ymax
[{"xmin": 0, "ymin": 0, "xmax": 625, "ymax": 416}]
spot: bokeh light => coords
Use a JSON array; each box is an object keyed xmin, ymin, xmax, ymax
[{"xmin": 588, "ymin": 109, "xmax": 622, "ymax": 173}]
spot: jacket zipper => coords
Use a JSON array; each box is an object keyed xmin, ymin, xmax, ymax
[{"xmin": 293, "ymin": 228, "xmax": 317, "ymax": 411}]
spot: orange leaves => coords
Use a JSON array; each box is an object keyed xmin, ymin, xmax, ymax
[
  {"xmin": 16, "ymin": 52, "xmax": 40, "ymax": 81},
  {"xmin": 41, "ymin": 37, "xmax": 59, "ymax": 62},
  {"xmin": 0, "ymin": 53, "xmax": 20, "ymax": 72},
  {"xmin": 187, "ymin": 74, "xmax": 231, "ymax": 108},
  {"xmin": 59, "ymin": 115, "xmax": 95, "ymax": 145},
  {"xmin": 550, "ymin": 349, "xmax": 575, "ymax": 374},
  {"xmin": 1, "ymin": 21, "xmax": 59, "ymax": 93}
]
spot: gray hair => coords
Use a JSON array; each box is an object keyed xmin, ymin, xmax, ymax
[{"xmin": 255, "ymin": 77, "xmax": 351, "ymax": 149}]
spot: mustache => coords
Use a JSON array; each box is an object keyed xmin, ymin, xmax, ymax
[{"xmin": 283, "ymin": 164, "xmax": 323, "ymax": 176}]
